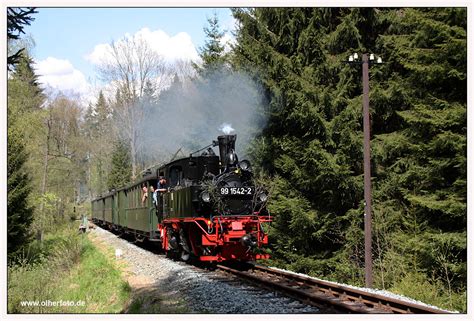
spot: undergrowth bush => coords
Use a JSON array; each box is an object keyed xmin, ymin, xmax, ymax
[
  {"xmin": 267, "ymin": 249, "xmax": 466, "ymax": 312},
  {"xmin": 8, "ymin": 222, "xmax": 86, "ymax": 313},
  {"xmin": 390, "ymin": 272, "xmax": 466, "ymax": 313},
  {"xmin": 8, "ymin": 221, "xmax": 130, "ymax": 313}
]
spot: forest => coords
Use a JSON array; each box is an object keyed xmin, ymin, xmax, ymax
[{"xmin": 7, "ymin": 8, "xmax": 466, "ymax": 312}]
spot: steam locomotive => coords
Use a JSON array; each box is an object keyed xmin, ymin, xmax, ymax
[{"xmin": 91, "ymin": 134, "xmax": 271, "ymax": 262}]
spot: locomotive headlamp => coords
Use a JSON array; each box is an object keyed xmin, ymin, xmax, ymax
[
  {"xmin": 258, "ymin": 192, "xmax": 268, "ymax": 203},
  {"xmin": 239, "ymin": 160, "xmax": 251, "ymax": 170},
  {"xmin": 241, "ymin": 234, "xmax": 257, "ymax": 248},
  {"xmin": 201, "ymin": 191, "xmax": 211, "ymax": 203}
]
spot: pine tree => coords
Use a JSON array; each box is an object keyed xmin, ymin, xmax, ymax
[
  {"xmin": 7, "ymin": 7, "xmax": 37, "ymax": 70},
  {"xmin": 194, "ymin": 12, "xmax": 228, "ymax": 77},
  {"xmin": 83, "ymin": 90, "xmax": 114, "ymax": 195},
  {"xmin": 95, "ymin": 90, "xmax": 109, "ymax": 130},
  {"xmin": 232, "ymin": 8, "xmax": 364, "ymax": 268},
  {"xmin": 372, "ymin": 8, "xmax": 467, "ymax": 294},
  {"xmin": 232, "ymin": 8, "xmax": 466, "ymax": 308},
  {"xmin": 7, "ymin": 52, "xmax": 44, "ymax": 260},
  {"xmin": 84, "ymin": 90, "xmax": 110, "ymax": 139},
  {"xmin": 8, "ymin": 52, "xmax": 44, "ymax": 126},
  {"xmin": 107, "ymin": 140, "xmax": 132, "ymax": 189},
  {"xmin": 7, "ymin": 128, "xmax": 34, "ymax": 260}
]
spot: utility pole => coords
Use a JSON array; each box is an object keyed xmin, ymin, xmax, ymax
[
  {"xmin": 362, "ymin": 53, "xmax": 373, "ymax": 288},
  {"xmin": 346, "ymin": 52, "xmax": 382, "ymax": 288}
]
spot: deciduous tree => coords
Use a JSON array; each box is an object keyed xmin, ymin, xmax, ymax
[{"xmin": 97, "ymin": 36, "xmax": 169, "ymax": 180}]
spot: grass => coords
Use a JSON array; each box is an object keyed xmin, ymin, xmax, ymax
[
  {"xmin": 47, "ymin": 239, "xmax": 131, "ymax": 313},
  {"xmin": 389, "ymin": 272, "xmax": 466, "ymax": 313},
  {"xmin": 88, "ymin": 233, "xmax": 190, "ymax": 314},
  {"xmin": 9, "ymin": 221, "xmax": 190, "ymax": 314},
  {"xmin": 8, "ymin": 222, "xmax": 131, "ymax": 313}
]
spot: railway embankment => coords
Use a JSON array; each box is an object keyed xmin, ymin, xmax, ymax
[
  {"xmin": 90, "ymin": 226, "xmax": 320, "ymax": 313},
  {"xmin": 88, "ymin": 228, "xmax": 189, "ymax": 313},
  {"xmin": 7, "ymin": 222, "xmax": 130, "ymax": 313}
]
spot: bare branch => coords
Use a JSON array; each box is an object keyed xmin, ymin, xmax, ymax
[{"xmin": 96, "ymin": 36, "xmax": 170, "ymax": 179}]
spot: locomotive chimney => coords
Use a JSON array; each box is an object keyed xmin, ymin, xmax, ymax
[{"xmin": 217, "ymin": 135, "xmax": 237, "ymax": 170}]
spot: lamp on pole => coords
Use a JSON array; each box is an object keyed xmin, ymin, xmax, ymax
[{"xmin": 346, "ymin": 52, "xmax": 382, "ymax": 288}]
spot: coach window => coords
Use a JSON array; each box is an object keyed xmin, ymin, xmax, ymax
[{"xmin": 169, "ymin": 166, "xmax": 183, "ymax": 187}]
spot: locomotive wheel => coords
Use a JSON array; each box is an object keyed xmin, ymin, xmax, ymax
[
  {"xmin": 166, "ymin": 249, "xmax": 180, "ymax": 261},
  {"xmin": 180, "ymin": 250, "xmax": 190, "ymax": 262},
  {"xmin": 178, "ymin": 228, "xmax": 192, "ymax": 262},
  {"xmin": 206, "ymin": 262, "xmax": 217, "ymax": 271}
]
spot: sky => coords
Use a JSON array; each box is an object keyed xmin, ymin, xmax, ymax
[{"xmin": 19, "ymin": 7, "xmax": 235, "ymax": 105}]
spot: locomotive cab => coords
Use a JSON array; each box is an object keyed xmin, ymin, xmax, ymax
[{"xmin": 156, "ymin": 152, "xmax": 220, "ymax": 220}]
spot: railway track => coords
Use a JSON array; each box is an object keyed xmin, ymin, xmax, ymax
[{"xmin": 216, "ymin": 264, "xmax": 450, "ymax": 314}]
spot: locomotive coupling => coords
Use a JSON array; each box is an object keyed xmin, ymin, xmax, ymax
[{"xmin": 240, "ymin": 233, "xmax": 257, "ymax": 248}]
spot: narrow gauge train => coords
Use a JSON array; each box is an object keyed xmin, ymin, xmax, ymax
[{"xmin": 91, "ymin": 134, "xmax": 271, "ymax": 262}]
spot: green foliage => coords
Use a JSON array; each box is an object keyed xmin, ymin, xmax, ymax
[
  {"xmin": 84, "ymin": 91, "xmax": 110, "ymax": 138},
  {"xmin": 8, "ymin": 49, "xmax": 91, "ymax": 264},
  {"xmin": 31, "ymin": 192, "xmax": 59, "ymax": 236},
  {"xmin": 107, "ymin": 139, "xmax": 132, "ymax": 190},
  {"xmin": 8, "ymin": 223, "xmax": 131, "ymax": 313},
  {"xmin": 8, "ymin": 223, "xmax": 84, "ymax": 312},
  {"xmin": 49, "ymin": 241, "xmax": 130, "ymax": 313},
  {"xmin": 7, "ymin": 52, "xmax": 44, "ymax": 135},
  {"xmin": 42, "ymin": 95, "xmax": 87, "ymax": 203},
  {"xmin": 372, "ymin": 10, "xmax": 466, "ymax": 303},
  {"xmin": 83, "ymin": 90, "xmax": 115, "ymax": 195},
  {"xmin": 7, "ymin": 128, "xmax": 34, "ymax": 261},
  {"xmin": 233, "ymin": 7, "xmax": 466, "ymax": 310},
  {"xmin": 7, "ymin": 51, "xmax": 44, "ymax": 263},
  {"xmin": 195, "ymin": 12, "xmax": 228, "ymax": 77},
  {"xmin": 390, "ymin": 272, "xmax": 466, "ymax": 312},
  {"xmin": 7, "ymin": 7, "xmax": 37, "ymax": 69}
]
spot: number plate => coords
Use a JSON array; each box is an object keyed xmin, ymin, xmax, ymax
[{"xmin": 219, "ymin": 187, "xmax": 254, "ymax": 196}]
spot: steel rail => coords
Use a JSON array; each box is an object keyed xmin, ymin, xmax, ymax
[{"xmin": 216, "ymin": 264, "xmax": 450, "ymax": 314}]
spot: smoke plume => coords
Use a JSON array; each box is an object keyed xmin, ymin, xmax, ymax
[
  {"xmin": 137, "ymin": 69, "xmax": 267, "ymax": 165},
  {"xmin": 219, "ymin": 123, "xmax": 235, "ymax": 135}
]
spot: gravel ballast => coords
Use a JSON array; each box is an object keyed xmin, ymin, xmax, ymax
[{"xmin": 91, "ymin": 227, "xmax": 319, "ymax": 313}]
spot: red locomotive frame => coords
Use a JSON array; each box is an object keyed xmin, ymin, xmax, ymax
[{"xmin": 159, "ymin": 213, "xmax": 271, "ymax": 262}]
